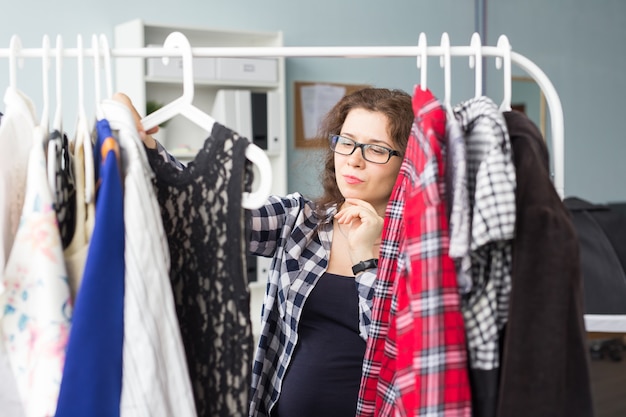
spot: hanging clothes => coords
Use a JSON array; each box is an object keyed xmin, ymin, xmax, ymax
[
  {"xmin": 497, "ymin": 110, "xmax": 593, "ymax": 417},
  {"xmin": 1, "ymin": 121, "xmax": 72, "ymax": 417},
  {"xmin": 61, "ymin": 119, "xmax": 95, "ymax": 300},
  {"xmin": 47, "ymin": 129, "xmax": 77, "ymax": 249},
  {"xmin": 55, "ymin": 119, "xmax": 125, "ymax": 417},
  {"xmin": 0, "ymin": 86, "xmax": 37, "ymax": 417},
  {"xmin": 101, "ymin": 99, "xmax": 197, "ymax": 417},
  {"xmin": 145, "ymin": 122, "xmax": 254, "ymax": 417},
  {"xmin": 357, "ymin": 86, "xmax": 471, "ymax": 417},
  {"xmin": 444, "ymin": 114, "xmax": 471, "ymax": 293},
  {"xmin": 452, "ymin": 96, "xmax": 516, "ymax": 417},
  {"xmin": 395, "ymin": 87, "xmax": 471, "ymax": 416},
  {"xmin": 0, "ymin": 87, "xmax": 36, "ymax": 272}
]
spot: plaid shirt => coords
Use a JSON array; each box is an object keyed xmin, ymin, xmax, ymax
[
  {"xmin": 357, "ymin": 87, "xmax": 471, "ymax": 416},
  {"xmin": 248, "ymin": 193, "xmax": 377, "ymax": 417},
  {"xmin": 356, "ymin": 120, "xmax": 407, "ymax": 416},
  {"xmin": 453, "ymin": 97, "xmax": 516, "ymax": 372}
]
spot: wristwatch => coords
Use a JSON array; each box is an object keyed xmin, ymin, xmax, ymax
[{"xmin": 352, "ymin": 258, "xmax": 379, "ymax": 275}]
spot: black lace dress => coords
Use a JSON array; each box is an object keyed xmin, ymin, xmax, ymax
[{"xmin": 146, "ymin": 122, "xmax": 254, "ymax": 417}]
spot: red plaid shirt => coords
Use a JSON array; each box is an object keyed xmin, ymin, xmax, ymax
[{"xmin": 357, "ymin": 86, "xmax": 471, "ymax": 416}]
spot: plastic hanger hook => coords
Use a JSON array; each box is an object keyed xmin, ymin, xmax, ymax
[
  {"xmin": 439, "ymin": 32, "xmax": 452, "ymax": 111},
  {"xmin": 91, "ymin": 33, "xmax": 104, "ymax": 119},
  {"xmin": 496, "ymin": 35, "xmax": 512, "ymax": 111},
  {"xmin": 41, "ymin": 34, "xmax": 51, "ymax": 129},
  {"xmin": 76, "ymin": 34, "xmax": 95, "ymax": 204},
  {"xmin": 99, "ymin": 34, "xmax": 114, "ymax": 99},
  {"xmin": 9, "ymin": 35, "xmax": 23, "ymax": 90},
  {"xmin": 469, "ymin": 32, "xmax": 483, "ymax": 98},
  {"xmin": 416, "ymin": 32, "xmax": 428, "ymax": 91},
  {"xmin": 139, "ymin": 31, "xmax": 272, "ymax": 209},
  {"xmin": 141, "ymin": 31, "xmax": 195, "ymax": 131}
]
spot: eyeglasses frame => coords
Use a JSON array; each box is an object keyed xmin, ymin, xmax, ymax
[{"xmin": 329, "ymin": 134, "xmax": 401, "ymax": 164}]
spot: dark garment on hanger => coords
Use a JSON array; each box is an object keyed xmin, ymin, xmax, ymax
[
  {"xmin": 497, "ymin": 110, "xmax": 593, "ymax": 417},
  {"xmin": 145, "ymin": 122, "xmax": 254, "ymax": 417},
  {"xmin": 48, "ymin": 130, "xmax": 76, "ymax": 248}
]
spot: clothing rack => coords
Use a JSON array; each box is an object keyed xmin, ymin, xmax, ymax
[{"xmin": 0, "ymin": 31, "xmax": 565, "ymax": 197}]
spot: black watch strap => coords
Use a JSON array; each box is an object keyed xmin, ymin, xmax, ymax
[{"xmin": 352, "ymin": 258, "xmax": 379, "ymax": 275}]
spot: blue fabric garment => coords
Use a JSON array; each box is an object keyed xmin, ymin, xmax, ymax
[{"xmin": 55, "ymin": 119, "xmax": 125, "ymax": 417}]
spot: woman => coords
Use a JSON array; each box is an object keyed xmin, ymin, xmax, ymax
[
  {"xmin": 246, "ymin": 87, "xmax": 414, "ymax": 417},
  {"xmin": 114, "ymin": 87, "xmax": 413, "ymax": 417}
]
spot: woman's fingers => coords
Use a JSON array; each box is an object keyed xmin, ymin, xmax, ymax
[
  {"xmin": 112, "ymin": 92, "xmax": 158, "ymax": 148},
  {"xmin": 335, "ymin": 198, "xmax": 379, "ymax": 224}
]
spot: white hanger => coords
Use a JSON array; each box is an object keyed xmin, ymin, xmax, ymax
[
  {"xmin": 8, "ymin": 35, "xmax": 23, "ymax": 90},
  {"xmin": 38, "ymin": 35, "xmax": 52, "ymax": 197},
  {"xmin": 416, "ymin": 32, "xmax": 428, "ymax": 91},
  {"xmin": 140, "ymin": 32, "xmax": 201, "ymax": 131},
  {"xmin": 91, "ymin": 34, "xmax": 104, "ymax": 120},
  {"xmin": 99, "ymin": 34, "xmax": 113, "ymax": 99},
  {"xmin": 48, "ymin": 35, "xmax": 63, "ymax": 195},
  {"xmin": 140, "ymin": 31, "xmax": 272, "ymax": 210},
  {"xmin": 40, "ymin": 34, "xmax": 51, "ymax": 130},
  {"xmin": 496, "ymin": 35, "xmax": 512, "ymax": 111},
  {"xmin": 469, "ymin": 32, "xmax": 483, "ymax": 98},
  {"xmin": 76, "ymin": 34, "xmax": 95, "ymax": 204},
  {"xmin": 439, "ymin": 32, "xmax": 452, "ymax": 112},
  {"xmin": 76, "ymin": 35, "xmax": 86, "ymax": 122},
  {"xmin": 52, "ymin": 35, "xmax": 63, "ymax": 132}
]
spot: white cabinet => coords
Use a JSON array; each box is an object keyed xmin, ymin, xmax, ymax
[
  {"xmin": 114, "ymin": 19, "xmax": 286, "ymax": 194},
  {"xmin": 114, "ymin": 20, "xmax": 285, "ymax": 334}
]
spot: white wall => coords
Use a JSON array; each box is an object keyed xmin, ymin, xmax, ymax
[{"xmin": 0, "ymin": 0, "xmax": 623, "ymax": 202}]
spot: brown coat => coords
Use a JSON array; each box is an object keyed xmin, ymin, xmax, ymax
[{"xmin": 497, "ymin": 111, "xmax": 594, "ymax": 417}]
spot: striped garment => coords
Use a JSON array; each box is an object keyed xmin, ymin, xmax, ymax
[{"xmin": 102, "ymin": 100, "xmax": 197, "ymax": 417}]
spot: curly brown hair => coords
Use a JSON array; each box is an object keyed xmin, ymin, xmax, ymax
[{"xmin": 314, "ymin": 87, "xmax": 413, "ymax": 213}]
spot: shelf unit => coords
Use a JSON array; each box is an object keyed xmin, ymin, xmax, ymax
[{"xmin": 114, "ymin": 20, "xmax": 285, "ymax": 336}]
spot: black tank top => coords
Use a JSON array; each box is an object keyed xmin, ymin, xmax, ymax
[{"xmin": 273, "ymin": 272, "xmax": 366, "ymax": 417}]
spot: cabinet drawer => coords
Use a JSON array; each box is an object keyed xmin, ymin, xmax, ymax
[
  {"xmin": 146, "ymin": 45, "xmax": 216, "ymax": 80},
  {"xmin": 216, "ymin": 58, "xmax": 278, "ymax": 83}
]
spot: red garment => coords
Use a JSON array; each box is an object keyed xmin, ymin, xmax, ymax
[
  {"xmin": 356, "ymin": 136, "xmax": 405, "ymax": 416},
  {"xmin": 357, "ymin": 86, "xmax": 471, "ymax": 416}
]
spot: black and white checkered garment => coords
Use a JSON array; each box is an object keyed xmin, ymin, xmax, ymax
[
  {"xmin": 445, "ymin": 115, "xmax": 472, "ymax": 293},
  {"xmin": 453, "ymin": 96, "xmax": 516, "ymax": 370}
]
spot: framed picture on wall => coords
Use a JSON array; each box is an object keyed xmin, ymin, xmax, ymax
[{"xmin": 294, "ymin": 81, "xmax": 370, "ymax": 148}]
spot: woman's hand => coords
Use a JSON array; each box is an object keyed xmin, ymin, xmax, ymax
[
  {"xmin": 334, "ymin": 198, "xmax": 384, "ymax": 265},
  {"xmin": 112, "ymin": 92, "xmax": 159, "ymax": 149}
]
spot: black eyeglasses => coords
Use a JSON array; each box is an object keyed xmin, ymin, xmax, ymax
[{"xmin": 329, "ymin": 135, "xmax": 401, "ymax": 164}]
